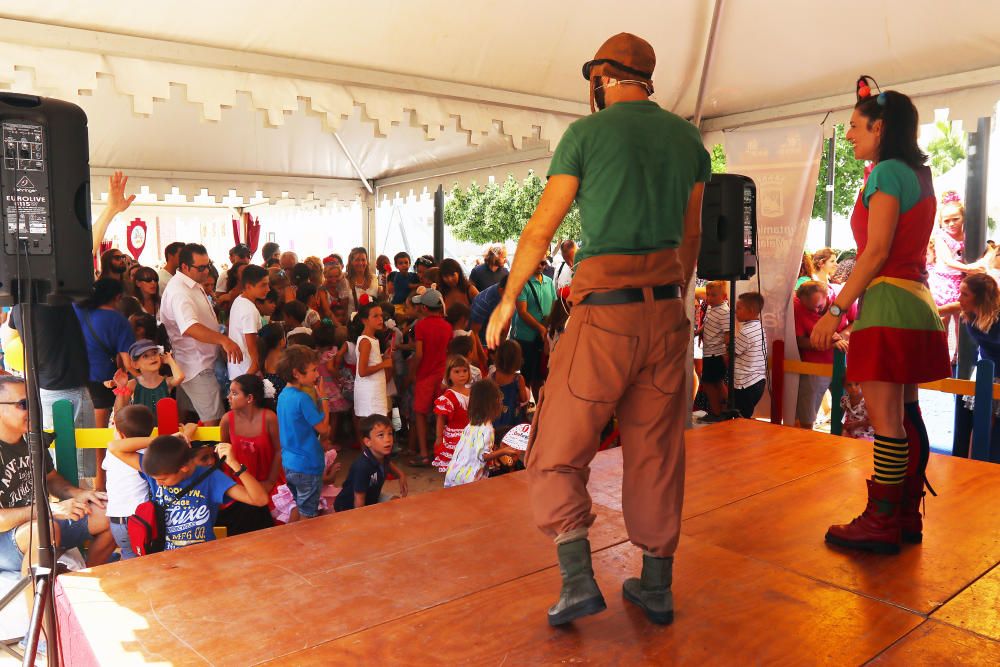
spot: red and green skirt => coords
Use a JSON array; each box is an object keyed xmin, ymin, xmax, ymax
[{"xmin": 846, "ymin": 277, "xmax": 950, "ymax": 384}]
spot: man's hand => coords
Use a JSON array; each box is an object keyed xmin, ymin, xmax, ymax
[
  {"xmin": 107, "ymin": 171, "xmax": 136, "ymax": 216},
  {"xmin": 215, "ymin": 443, "xmax": 240, "ymax": 470},
  {"xmin": 486, "ymin": 300, "xmax": 516, "ymax": 349},
  {"xmin": 74, "ymin": 489, "xmax": 107, "ymax": 510},
  {"xmin": 220, "ymin": 337, "xmax": 244, "ymax": 364},
  {"xmin": 398, "ymin": 472, "xmax": 409, "ymax": 498},
  {"xmin": 51, "ymin": 498, "xmax": 90, "ymax": 521}
]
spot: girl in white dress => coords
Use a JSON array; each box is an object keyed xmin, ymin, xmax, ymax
[
  {"xmin": 353, "ymin": 303, "xmax": 393, "ymax": 421},
  {"xmin": 444, "ymin": 379, "xmax": 505, "ymax": 488}
]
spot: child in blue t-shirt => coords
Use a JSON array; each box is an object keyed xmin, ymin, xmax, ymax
[
  {"xmin": 334, "ymin": 414, "xmax": 407, "ymax": 512},
  {"xmin": 108, "ymin": 426, "xmax": 269, "ymax": 551},
  {"xmin": 276, "ymin": 344, "xmax": 332, "ymax": 521},
  {"xmin": 388, "ymin": 252, "xmax": 419, "ymax": 308}
]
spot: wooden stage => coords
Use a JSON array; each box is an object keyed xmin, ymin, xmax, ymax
[{"xmin": 54, "ymin": 421, "xmax": 1000, "ymax": 665}]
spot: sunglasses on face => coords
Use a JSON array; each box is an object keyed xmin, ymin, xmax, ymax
[
  {"xmin": 190, "ymin": 263, "xmax": 211, "ymax": 272},
  {"xmin": 136, "ymin": 276, "xmax": 157, "ymax": 283},
  {"xmin": 0, "ymin": 399, "xmax": 29, "ymax": 410}
]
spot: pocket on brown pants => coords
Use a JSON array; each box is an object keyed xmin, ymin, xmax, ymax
[
  {"xmin": 567, "ymin": 316, "xmax": 638, "ymax": 403},
  {"xmin": 651, "ymin": 323, "xmax": 690, "ymax": 396}
]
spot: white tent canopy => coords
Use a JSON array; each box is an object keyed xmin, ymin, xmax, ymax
[{"xmin": 1, "ymin": 0, "xmax": 999, "ymax": 204}]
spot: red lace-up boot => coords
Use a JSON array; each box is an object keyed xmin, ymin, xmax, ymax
[{"xmin": 825, "ymin": 479, "xmax": 903, "ymax": 554}]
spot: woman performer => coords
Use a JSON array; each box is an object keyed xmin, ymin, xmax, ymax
[{"xmin": 811, "ymin": 77, "xmax": 950, "ymax": 554}]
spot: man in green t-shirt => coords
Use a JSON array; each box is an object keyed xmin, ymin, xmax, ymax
[{"xmin": 487, "ymin": 33, "xmax": 709, "ymax": 628}]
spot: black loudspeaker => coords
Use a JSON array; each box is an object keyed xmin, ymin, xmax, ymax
[
  {"xmin": 0, "ymin": 93, "xmax": 93, "ymax": 305},
  {"xmin": 697, "ymin": 173, "xmax": 758, "ymax": 281}
]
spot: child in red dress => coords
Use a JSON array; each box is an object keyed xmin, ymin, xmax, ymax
[{"xmin": 431, "ymin": 355, "xmax": 472, "ymax": 471}]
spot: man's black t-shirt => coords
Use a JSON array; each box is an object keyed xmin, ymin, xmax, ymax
[
  {"xmin": 334, "ymin": 449, "xmax": 386, "ymax": 512},
  {"xmin": 0, "ymin": 436, "xmax": 55, "ymax": 509},
  {"xmin": 469, "ymin": 264, "xmax": 509, "ymax": 293},
  {"xmin": 10, "ymin": 304, "xmax": 89, "ymax": 390}
]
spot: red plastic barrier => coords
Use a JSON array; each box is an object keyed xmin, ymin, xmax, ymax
[{"xmin": 156, "ymin": 397, "xmax": 179, "ymax": 435}]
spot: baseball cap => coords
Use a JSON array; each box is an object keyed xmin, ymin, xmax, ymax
[
  {"xmin": 129, "ymin": 339, "xmax": 160, "ymax": 360},
  {"xmin": 413, "ymin": 288, "xmax": 444, "ymax": 310}
]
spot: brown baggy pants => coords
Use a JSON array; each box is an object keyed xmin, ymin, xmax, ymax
[{"xmin": 526, "ymin": 248, "xmax": 689, "ymax": 557}]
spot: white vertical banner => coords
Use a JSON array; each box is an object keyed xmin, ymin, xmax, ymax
[{"xmin": 724, "ymin": 125, "xmax": 823, "ymax": 421}]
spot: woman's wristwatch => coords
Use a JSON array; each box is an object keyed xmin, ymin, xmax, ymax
[{"xmin": 829, "ymin": 303, "xmax": 844, "ymax": 318}]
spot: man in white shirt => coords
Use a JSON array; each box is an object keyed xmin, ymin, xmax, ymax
[
  {"xmin": 227, "ymin": 265, "xmax": 269, "ymax": 379},
  {"xmin": 554, "ymin": 239, "xmax": 577, "ymax": 293},
  {"xmin": 160, "ymin": 243, "xmax": 243, "ymax": 425},
  {"xmin": 157, "ymin": 242, "xmax": 185, "ymax": 294}
]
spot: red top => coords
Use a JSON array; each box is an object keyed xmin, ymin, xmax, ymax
[
  {"xmin": 850, "ymin": 165, "xmax": 935, "ymax": 283},
  {"xmin": 226, "ymin": 410, "xmax": 277, "ymax": 483},
  {"xmin": 414, "ymin": 314, "xmax": 453, "ymax": 381}
]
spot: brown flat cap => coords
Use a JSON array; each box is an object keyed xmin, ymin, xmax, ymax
[{"xmin": 582, "ymin": 33, "xmax": 656, "ymax": 85}]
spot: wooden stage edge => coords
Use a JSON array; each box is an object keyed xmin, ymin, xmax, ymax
[{"xmin": 56, "ymin": 421, "xmax": 1000, "ymax": 666}]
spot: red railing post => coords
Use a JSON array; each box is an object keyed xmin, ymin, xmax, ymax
[{"xmin": 771, "ymin": 339, "xmax": 785, "ymax": 425}]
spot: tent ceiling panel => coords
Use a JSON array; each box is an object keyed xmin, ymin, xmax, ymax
[{"xmin": 2, "ymin": 0, "xmax": 998, "ymax": 125}]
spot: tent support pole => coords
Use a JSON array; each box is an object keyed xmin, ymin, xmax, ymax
[
  {"xmin": 334, "ymin": 132, "xmax": 374, "ymax": 194},
  {"xmin": 692, "ymin": 0, "xmax": 725, "ymax": 128}
]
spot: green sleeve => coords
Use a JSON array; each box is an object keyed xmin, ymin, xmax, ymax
[
  {"xmin": 863, "ymin": 160, "xmax": 920, "ymax": 212},
  {"xmin": 547, "ymin": 124, "xmax": 582, "ymax": 178}
]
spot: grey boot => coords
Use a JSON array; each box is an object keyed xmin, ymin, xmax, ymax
[
  {"xmin": 547, "ymin": 539, "xmax": 607, "ymax": 626},
  {"xmin": 622, "ymin": 554, "xmax": 674, "ymax": 625}
]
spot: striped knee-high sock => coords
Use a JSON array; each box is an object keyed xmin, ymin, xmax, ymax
[{"xmin": 873, "ymin": 434, "xmax": 909, "ymax": 485}]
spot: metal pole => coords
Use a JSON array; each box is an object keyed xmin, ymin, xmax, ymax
[
  {"xmin": 824, "ymin": 135, "xmax": 835, "ymax": 248},
  {"xmin": 692, "ymin": 0, "xmax": 725, "ymax": 128},
  {"xmin": 953, "ymin": 116, "xmax": 990, "ymax": 457},
  {"xmin": 433, "ymin": 185, "xmax": 444, "ymax": 263}
]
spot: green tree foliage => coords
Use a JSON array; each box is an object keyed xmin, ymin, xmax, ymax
[
  {"xmin": 710, "ymin": 144, "xmax": 727, "ymax": 174},
  {"xmin": 927, "ymin": 120, "xmax": 967, "ymax": 177},
  {"xmin": 812, "ymin": 125, "xmax": 866, "ymax": 219},
  {"xmin": 444, "ymin": 171, "xmax": 581, "ymax": 244}
]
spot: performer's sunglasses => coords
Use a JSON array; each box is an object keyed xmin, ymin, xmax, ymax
[{"xmin": 0, "ymin": 399, "xmax": 29, "ymax": 410}]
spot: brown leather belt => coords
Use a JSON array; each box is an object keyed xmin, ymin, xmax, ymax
[{"xmin": 578, "ymin": 284, "xmax": 683, "ymax": 306}]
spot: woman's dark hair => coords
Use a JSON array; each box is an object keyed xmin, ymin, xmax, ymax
[
  {"xmin": 296, "ymin": 283, "xmax": 318, "ymax": 305},
  {"xmin": 257, "ymin": 323, "xmax": 286, "ymax": 363},
  {"xmin": 347, "ymin": 313, "xmax": 365, "ymax": 341},
  {"xmin": 232, "ymin": 373, "xmax": 274, "ymax": 410},
  {"xmin": 291, "ymin": 263, "xmax": 313, "ymax": 287},
  {"xmin": 80, "ymin": 277, "xmax": 123, "ymax": 310},
  {"xmin": 854, "ymin": 83, "xmax": 927, "ymax": 169},
  {"xmin": 467, "ymin": 378, "xmax": 503, "ymax": 426},
  {"xmin": 438, "ymin": 258, "xmax": 470, "ymax": 297},
  {"xmin": 495, "ymin": 339, "xmax": 523, "ymax": 375},
  {"xmin": 142, "ymin": 435, "xmax": 193, "ymax": 476},
  {"xmin": 225, "ymin": 262, "xmax": 247, "ymax": 293},
  {"xmin": 962, "ymin": 273, "xmax": 1000, "ymax": 333},
  {"xmin": 132, "ymin": 265, "xmax": 161, "ymax": 312}
]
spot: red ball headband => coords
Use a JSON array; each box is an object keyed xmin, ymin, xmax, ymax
[{"xmin": 856, "ymin": 75, "xmax": 886, "ymax": 106}]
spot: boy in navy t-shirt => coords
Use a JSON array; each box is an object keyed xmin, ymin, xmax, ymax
[
  {"xmin": 109, "ymin": 426, "xmax": 269, "ymax": 550},
  {"xmin": 335, "ymin": 414, "xmax": 407, "ymax": 511},
  {"xmin": 388, "ymin": 252, "xmax": 418, "ymax": 307}
]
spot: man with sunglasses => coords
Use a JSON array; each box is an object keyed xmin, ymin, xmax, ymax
[
  {"xmin": 160, "ymin": 243, "xmax": 243, "ymax": 425},
  {"xmin": 486, "ymin": 33, "xmax": 709, "ymax": 628},
  {"xmin": 0, "ymin": 377, "xmax": 116, "ymax": 599}
]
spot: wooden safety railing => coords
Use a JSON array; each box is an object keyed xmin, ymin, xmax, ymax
[
  {"xmin": 770, "ymin": 339, "xmax": 996, "ymax": 462},
  {"xmin": 50, "ymin": 397, "xmax": 220, "ymax": 486}
]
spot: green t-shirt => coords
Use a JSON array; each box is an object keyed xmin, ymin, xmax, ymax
[
  {"xmin": 512, "ymin": 275, "xmax": 556, "ymax": 342},
  {"xmin": 548, "ymin": 100, "xmax": 711, "ymax": 264},
  {"xmin": 863, "ymin": 159, "xmax": 920, "ymax": 213}
]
